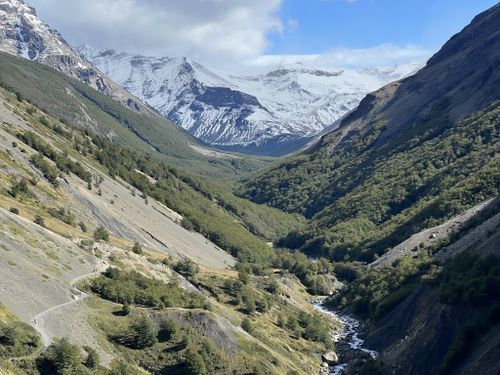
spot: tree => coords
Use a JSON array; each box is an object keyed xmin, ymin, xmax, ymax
[
  {"xmin": 241, "ymin": 317, "xmax": 254, "ymax": 335},
  {"xmin": 123, "ymin": 316, "xmax": 157, "ymax": 349},
  {"xmin": 93, "ymin": 226, "xmax": 109, "ymax": 242},
  {"xmin": 277, "ymin": 313, "xmax": 286, "ymax": 329},
  {"xmin": 132, "ymin": 242, "xmax": 143, "ymax": 255},
  {"xmin": 34, "ymin": 215, "xmax": 45, "ymax": 227},
  {"xmin": 184, "ymin": 347, "xmax": 207, "ymax": 375},
  {"xmin": 0, "ymin": 325, "xmax": 16, "ymax": 346},
  {"xmin": 121, "ymin": 302, "xmax": 131, "ymax": 316},
  {"xmin": 174, "ymin": 258, "xmax": 199, "ymax": 277},
  {"xmin": 158, "ymin": 319, "xmax": 178, "ymax": 342},
  {"xmin": 238, "ymin": 269, "xmax": 252, "ymax": 285},
  {"xmin": 84, "ymin": 347, "xmax": 99, "ymax": 369},
  {"xmin": 41, "ymin": 338, "xmax": 83, "ymax": 375}
]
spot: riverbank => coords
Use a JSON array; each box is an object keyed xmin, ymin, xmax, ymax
[{"xmin": 314, "ymin": 301, "xmax": 377, "ymax": 375}]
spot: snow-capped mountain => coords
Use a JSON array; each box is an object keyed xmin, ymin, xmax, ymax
[
  {"xmin": 0, "ymin": 0, "xmax": 146, "ymax": 113},
  {"xmin": 80, "ymin": 46, "xmax": 423, "ymax": 154}
]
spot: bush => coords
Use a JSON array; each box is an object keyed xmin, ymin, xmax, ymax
[
  {"xmin": 174, "ymin": 258, "xmax": 199, "ymax": 277},
  {"xmin": 84, "ymin": 347, "xmax": 99, "ymax": 369},
  {"xmin": 184, "ymin": 347, "xmax": 208, "ymax": 375},
  {"xmin": 9, "ymin": 207, "xmax": 19, "ymax": 215},
  {"xmin": 37, "ymin": 338, "xmax": 84, "ymax": 375},
  {"xmin": 89, "ymin": 268, "xmax": 201, "ymax": 309},
  {"xmin": 132, "ymin": 242, "xmax": 143, "ymax": 255},
  {"xmin": 10, "ymin": 179, "xmax": 30, "ymax": 198},
  {"xmin": 158, "ymin": 319, "xmax": 178, "ymax": 342},
  {"xmin": 78, "ymin": 221, "xmax": 88, "ymax": 232},
  {"xmin": 34, "ymin": 215, "xmax": 45, "ymax": 227},
  {"xmin": 93, "ymin": 226, "xmax": 109, "ymax": 242},
  {"xmin": 241, "ymin": 317, "xmax": 254, "ymax": 335},
  {"xmin": 120, "ymin": 316, "xmax": 157, "ymax": 349}
]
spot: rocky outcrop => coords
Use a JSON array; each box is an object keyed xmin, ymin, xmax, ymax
[{"xmin": 322, "ymin": 351, "xmax": 339, "ymax": 364}]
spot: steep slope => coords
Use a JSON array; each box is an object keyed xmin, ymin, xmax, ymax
[
  {"xmin": 0, "ymin": 51, "xmax": 274, "ymax": 180},
  {"xmin": 80, "ymin": 46, "xmax": 421, "ymax": 155},
  {"xmin": 241, "ymin": 3, "xmax": 500, "ymax": 261},
  {"xmin": 0, "ymin": 0, "xmax": 151, "ymax": 114},
  {"xmin": 0, "ymin": 85, "xmax": 334, "ymax": 375}
]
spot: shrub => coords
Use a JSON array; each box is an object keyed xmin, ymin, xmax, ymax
[
  {"xmin": 120, "ymin": 316, "xmax": 157, "ymax": 349},
  {"xmin": 241, "ymin": 317, "xmax": 254, "ymax": 335},
  {"xmin": 184, "ymin": 347, "xmax": 207, "ymax": 375},
  {"xmin": 38, "ymin": 338, "xmax": 83, "ymax": 375},
  {"xmin": 93, "ymin": 226, "xmax": 109, "ymax": 242},
  {"xmin": 78, "ymin": 221, "xmax": 88, "ymax": 233},
  {"xmin": 132, "ymin": 242, "xmax": 143, "ymax": 255},
  {"xmin": 34, "ymin": 215, "xmax": 45, "ymax": 227},
  {"xmin": 84, "ymin": 347, "xmax": 99, "ymax": 369},
  {"xmin": 158, "ymin": 319, "xmax": 178, "ymax": 342},
  {"xmin": 174, "ymin": 258, "xmax": 199, "ymax": 277},
  {"xmin": 9, "ymin": 207, "xmax": 19, "ymax": 215}
]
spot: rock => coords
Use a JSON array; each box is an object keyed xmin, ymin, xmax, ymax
[
  {"xmin": 322, "ymin": 351, "xmax": 339, "ymax": 364},
  {"xmin": 321, "ymin": 362, "xmax": 329, "ymax": 367}
]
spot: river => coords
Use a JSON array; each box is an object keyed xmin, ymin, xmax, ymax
[{"xmin": 313, "ymin": 300, "xmax": 378, "ymax": 375}]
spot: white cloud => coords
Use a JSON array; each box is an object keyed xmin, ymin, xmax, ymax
[
  {"xmin": 245, "ymin": 44, "xmax": 433, "ymax": 70},
  {"xmin": 28, "ymin": 0, "xmax": 283, "ymax": 64},
  {"xmin": 27, "ymin": 1, "xmax": 432, "ymax": 71}
]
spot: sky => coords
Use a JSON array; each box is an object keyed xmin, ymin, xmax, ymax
[{"xmin": 28, "ymin": 0, "xmax": 499, "ymax": 70}]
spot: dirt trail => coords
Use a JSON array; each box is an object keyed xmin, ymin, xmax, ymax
[{"xmin": 31, "ymin": 265, "xmax": 106, "ymax": 348}]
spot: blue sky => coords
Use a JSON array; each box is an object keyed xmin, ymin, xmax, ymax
[
  {"xmin": 269, "ymin": 0, "xmax": 498, "ymax": 55},
  {"xmin": 30, "ymin": 0, "xmax": 498, "ymax": 69}
]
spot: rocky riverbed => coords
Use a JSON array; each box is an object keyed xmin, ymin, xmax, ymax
[{"xmin": 314, "ymin": 301, "xmax": 378, "ymax": 374}]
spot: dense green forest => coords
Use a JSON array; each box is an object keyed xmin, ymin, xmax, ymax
[{"xmin": 241, "ymin": 101, "xmax": 500, "ymax": 262}]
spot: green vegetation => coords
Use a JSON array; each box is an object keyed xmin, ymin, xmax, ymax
[
  {"xmin": 0, "ymin": 51, "xmax": 272, "ymax": 180},
  {"xmin": 158, "ymin": 319, "xmax": 178, "ymax": 342},
  {"xmin": 12, "ymin": 103, "xmax": 301, "ymax": 263},
  {"xmin": 242, "ymin": 102, "xmax": 500, "ymax": 262},
  {"xmin": 93, "ymin": 226, "xmax": 110, "ymax": 242},
  {"xmin": 89, "ymin": 268, "xmax": 209, "ymax": 309},
  {"xmin": 0, "ymin": 305, "xmax": 40, "ymax": 359},
  {"xmin": 18, "ymin": 131, "xmax": 92, "ymax": 185},
  {"xmin": 34, "ymin": 214, "xmax": 45, "ymax": 227},
  {"xmin": 328, "ymin": 254, "xmax": 434, "ymax": 319},
  {"xmin": 437, "ymin": 254, "xmax": 500, "ymax": 374},
  {"xmin": 439, "ymin": 253, "xmax": 500, "ymax": 305},
  {"xmin": 118, "ymin": 316, "xmax": 157, "ymax": 349},
  {"xmin": 131, "ymin": 242, "xmax": 143, "ymax": 255},
  {"xmin": 174, "ymin": 258, "xmax": 200, "ymax": 278},
  {"xmin": 184, "ymin": 347, "xmax": 208, "ymax": 375}
]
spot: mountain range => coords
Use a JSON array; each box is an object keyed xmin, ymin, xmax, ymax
[
  {"xmin": 80, "ymin": 47, "xmax": 422, "ymax": 155},
  {"xmin": 0, "ymin": 0, "xmax": 422, "ymax": 156}
]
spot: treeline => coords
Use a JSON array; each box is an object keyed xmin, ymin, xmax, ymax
[
  {"xmin": 17, "ymin": 131, "xmax": 92, "ymax": 186},
  {"xmin": 89, "ymin": 268, "xmax": 210, "ymax": 310}
]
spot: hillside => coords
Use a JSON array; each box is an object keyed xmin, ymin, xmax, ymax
[
  {"xmin": 0, "ymin": 0, "xmax": 154, "ymax": 115},
  {"xmin": 81, "ymin": 46, "xmax": 421, "ymax": 156},
  {"xmin": 240, "ymin": 4, "xmax": 500, "ymax": 262},
  {"xmin": 0, "ymin": 81, "xmax": 335, "ymax": 374},
  {"xmin": 327, "ymin": 197, "xmax": 500, "ymax": 374}
]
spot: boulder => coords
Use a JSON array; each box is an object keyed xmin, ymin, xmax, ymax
[{"xmin": 322, "ymin": 351, "xmax": 339, "ymax": 364}]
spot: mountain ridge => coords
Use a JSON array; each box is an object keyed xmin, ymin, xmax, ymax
[{"xmin": 80, "ymin": 46, "xmax": 423, "ymax": 155}]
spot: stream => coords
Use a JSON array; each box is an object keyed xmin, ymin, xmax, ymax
[{"xmin": 314, "ymin": 300, "xmax": 378, "ymax": 375}]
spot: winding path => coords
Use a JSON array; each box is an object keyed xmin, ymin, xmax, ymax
[{"xmin": 30, "ymin": 266, "xmax": 106, "ymax": 348}]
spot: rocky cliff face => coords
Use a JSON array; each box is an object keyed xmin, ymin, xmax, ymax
[
  {"xmin": 80, "ymin": 46, "xmax": 422, "ymax": 155},
  {"xmin": 0, "ymin": 0, "xmax": 147, "ymax": 113}
]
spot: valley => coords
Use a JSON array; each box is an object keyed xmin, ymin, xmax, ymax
[{"xmin": 0, "ymin": 1, "xmax": 499, "ymax": 374}]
